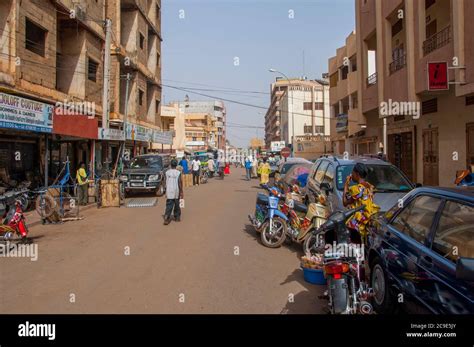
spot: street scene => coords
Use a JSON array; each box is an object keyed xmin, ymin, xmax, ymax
[{"xmin": 0, "ymin": 0, "xmax": 474, "ymax": 328}]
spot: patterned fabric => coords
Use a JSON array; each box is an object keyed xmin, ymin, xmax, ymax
[
  {"xmin": 259, "ymin": 163, "xmax": 271, "ymax": 184},
  {"xmin": 346, "ymin": 182, "xmax": 380, "ymax": 237}
]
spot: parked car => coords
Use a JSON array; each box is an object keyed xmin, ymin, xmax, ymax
[
  {"xmin": 274, "ymin": 157, "xmax": 312, "ymax": 181},
  {"xmin": 304, "ymin": 156, "xmax": 416, "ymax": 212},
  {"xmin": 366, "ymin": 187, "xmax": 474, "ymax": 314},
  {"xmin": 119, "ymin": 154, "xmax": 170, "ymax": 197}
]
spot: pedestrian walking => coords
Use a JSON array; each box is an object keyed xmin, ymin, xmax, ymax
[
  {"xmin": 76, "ymin": 162, "xmax": 88, "ymax": 206},
  {"xmin": 163, "ymin": 159, "xmax": 184, "ymax": 225},
  {"xmin": 179, "ymin": 155, "xmax": 190, "ymax": 188},
  {"xmin": 251, "ymin": 157, "xmax": 258, "ymax": 178},
  {"xmin": 208, "ymin": 157, "xmax": 215, "ymax": 177},
  {"xmin": 191, "ymin": 156, "xmax": 201, "ymax": 186},
  {"xmin": 224, "ymin": 161, "xmax": 231, "ymax": 175},
  {"xmin": 244, "ymin": 157, "xmax": 252, "ymax": 181},
  {"xmin": 258, "ymin": 158, "xmax": 271, "ymax": 186}
]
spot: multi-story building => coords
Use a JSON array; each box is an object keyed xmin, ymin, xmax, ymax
[
  {"xmin": 355, "ymin": 0, "xmax": 474, "ymax": 186},
  {"xmin": 159, "ymin": 104, "xmax": 185, "ymax": 152},
  {"xmin": 184, "ymin": 113, "xmax": 218, "ymax": 152},
  {"xmin": 329, "ymin": 31, "xmax": 376, "ymax": 156},
  {"xmin": 0, "ymin": 0, "xmax": 165, "ymax": 184},
  {"xmin": 176, "ymin": 100, "xmax": 226, "ymax": 150},
  {"xmin": 264, "ymin": 78, "xmax": 331, "ymax": 149},
  {"xmin": 107, "ymin": 0, "xmax": 163, "ymax": 156}
]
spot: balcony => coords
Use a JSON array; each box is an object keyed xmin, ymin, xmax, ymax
[
  {"xmin": 389, "ymin": 53, "xmax": 407, "ymax": 75},
  {"xmin": 423, "ymin": 26, "xmax": 451, "ymax": 56},
  {"xmin": 367, "ymin": 72, "xmax": 377, "ymax": 87}
]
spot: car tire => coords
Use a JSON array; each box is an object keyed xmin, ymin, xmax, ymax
[
  {"xmin": 371, "ymin": 257, "xmax": 396, "ymax": 314},
  {"xmin": 156, "ymin": 184, "xmax": 166, "ymax": 197}
]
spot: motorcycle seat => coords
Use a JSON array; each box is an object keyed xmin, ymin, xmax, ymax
[{"xmin": 293, "ymin": 201, "xmax": 308, "ymax": 214}]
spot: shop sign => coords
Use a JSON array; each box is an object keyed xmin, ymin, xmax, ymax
[
  {"xmin": 126, "ymin": 123, "xmax": 154, "ymax": 142},
  {"xmin": 153, "ymin": 131, "xmax": 173, "ymax": 145},
  {"xmin": 336, "ymin": 114, "xmax": 348, "ymax": 133},
  {"xmin": 270, "ymin": 141, "xmax": 286, "ymax": 152},
  {"xmin": 428, "ymin": 62, "xmax": 449, "ymax": 91},
  {"xmin": 98, "ymin": 127, "xmax": 125, "ymax": 141},
  {"xmin": 53, "ymin": 111, "xmax": 98, "ymax": 139},
  {"xmin": 0, "ymin": 92, "xmax": 53, "ymax": 133},
  {"xmin": 186, "ymin": 141, "xmax": 205, "ymax": 147}
]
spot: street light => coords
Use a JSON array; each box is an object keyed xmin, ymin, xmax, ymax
[{"xmin": 269, "ymin": 68, "xmax": 293, "ymax": 154}]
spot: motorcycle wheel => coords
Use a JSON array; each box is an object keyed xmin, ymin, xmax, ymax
[
  {"xmin": 327, "ymin": 276, "xmax": 349, "ymax": 314},
  {"xmin": 303, "ymin": 231, "xmax": 325, "ymax": 256},
  {"xmin": 260, "ymin": 217, "xmax": 287, "ymax": 248}
]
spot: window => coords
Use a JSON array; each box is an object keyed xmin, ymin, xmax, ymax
[
  {"xmin": 138, "ymin": 89, "xmax": 144, "ymax": 106},
  {"xmin": 303, "ymin": 102, "xmax": 324, "ymax": 111},
  {"xmin": 391, "ymin": 195, "xmax": 442, "ymax": 244},
  {"xmin": 314, "ymin": 160, "xmax": 329, "ymax": 183},
  {"xmin": 341, "ymin": 65, "xmax": 349, "ymax": 80},
  {"xmin": 350, "ymin": 56, "xmax": 357, "ymax": 72},
  {"xmin": 303, "ymin": 102, "xmax": 313, "ymax": 111},
  {"xmin": 330, "ymin": 73, "xmax": 338, "ymax": 88},
  {"xmin": 422, "ymin": 98, "xmax": 438, "ymax": 115},
  {"xmin": 25, "ymin": 18, "xmax": 47, "ymax": 57},
  {"xmin": 139, "ymin": 33, "xmax": 145, "ymax": 49},
  {"xmin": 304, "ymin": 125, "xmax": 312, "ymax": 134},
  {"xmin": 425, "ymin": 0, "xmax": 436, "ymax": 10},
  {"xmin": 87, "ymin": 57, "xmax": 99, "ymax": 82},
  {"xmin": 426, "ymin": 20, "xmax": 437, "ymax": 39},
  {"xmin": 315, "ymin": 126, "xmax": 324, "ymax": 134},
  {"xmin": 432, "ymin": 201, "xmax": 474, "ymax": 262},
  {"xmin": 392, "ymin": 19, "xmax": 403, "ymax": 37},
  {"xmin": 155, "ymin": 99, "xmax": 160, "ymax": 113},
  {"xmin": 157, "ymin": 53, "xmax": 160, "ymax": 67},
  {"xmin": 466, "ymin": 96, "xmax": 474, "ymax": 106},
  {"xmin": 322, "ymin": 164, "xmax": 335, "ymax": 186}
]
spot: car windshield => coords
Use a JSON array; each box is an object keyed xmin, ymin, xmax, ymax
[
  {"xmin": 281, "ymin": 163, "xmax": 297, "ymax": 175},
  {"xmin": 336, "ymin": 164, "xmax": 412, "ymax": 192},
  {"xmin": 130, "ymin": 157, "xmax": 162, "ymax": 169}
]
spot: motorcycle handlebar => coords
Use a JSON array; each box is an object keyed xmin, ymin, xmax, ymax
[{"xmin": 343, "ymin": 205, "xmax": 366, "ymax": 220}]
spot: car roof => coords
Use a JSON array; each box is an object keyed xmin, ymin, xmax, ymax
[
  {"xmin": 315, "ymin": 156, "xmax": 392, "ymax": 166},
  {"xmin": 410, "ymin": 186, "xmax": 474, "ymax": 203},
  {"xmin": 280, "ymin": 158, "xmax": 312, "ymax": 165}
]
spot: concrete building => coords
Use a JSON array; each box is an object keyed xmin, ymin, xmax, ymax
[
  {"xmin": 176, "ymin": 100, "xmax": 226, "ymax": 150},
  {"xmin": 184, "ymin": 113, "xmax": 218, "ymax": 152},
  {"xmin": 158, "ymin": 104, "xmax": 185, "ymax": 152},
  {"xmin": 355, "ymin": 0, "xmax": 474, "ymax": 186},
  {"xmin": 0, "ymin": 0, "xmax": 165, "ymax": 184},
  {"xmin": 264, "ymin": 78, "xmax": 330, "ymax": 149},
  {"xmin": 329, "ymin": 31, "xmax": 374, "ymax": 156}
]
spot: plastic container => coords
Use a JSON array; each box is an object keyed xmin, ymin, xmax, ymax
[{"xmin": 302, "ymin": 266, "xmax": 327, "ymax": 285}]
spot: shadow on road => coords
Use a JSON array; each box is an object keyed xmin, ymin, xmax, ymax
[
  {"xmin": 279, "ymin": 267, "xmax": 327, "ymax": 314},
  {"xmin": 243, "ymin": 224, "xmax": 260, "ymax": 244}
]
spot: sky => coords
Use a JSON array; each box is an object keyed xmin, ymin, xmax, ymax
[{"xmin": 162, "ymin": 0, "xmax": 356, "ymax": 147}]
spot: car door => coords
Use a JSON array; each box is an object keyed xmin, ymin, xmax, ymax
[
  {"xmin": 384, "ymin": 194, "xmax": 443, "ymax": 313},
  {"xmin": 422, "ymin": 200, "xmax": 474, "ymax": 314},
  {"xmin": 307, "ymin": 160, "xmax": 324, "ymax": 203}
]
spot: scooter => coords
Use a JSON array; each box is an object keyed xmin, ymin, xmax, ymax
[
  {"xmin": 309, "ymin": 205, "xmax": 373, "ymax": 315},
  {"xmin": 0, "ymin": 199, "xmax": 29, "ymax": 243},
  {"xmin": 248, "ymin": 186, "xmax": 284, "ymax": 233}
]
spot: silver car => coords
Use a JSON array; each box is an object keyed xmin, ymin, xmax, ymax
[{"xmin": 304, "ymin": 156, "xmax": 416, "ymax": 212}]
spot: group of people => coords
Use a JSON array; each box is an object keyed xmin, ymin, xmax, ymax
[{"xmin": 243, "ymin": 157, "xmax": 272, "ymax": 186}]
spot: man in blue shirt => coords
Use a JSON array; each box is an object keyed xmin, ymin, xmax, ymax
[
  {"xmin": 244, "ymin": 157, "xmax": 252, "ymax": 181},
  {"xmin": 179, "ymin": 156, "xmax": 190, "ymax": 187}
]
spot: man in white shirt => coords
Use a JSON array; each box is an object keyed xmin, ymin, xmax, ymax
[
  {"xmin": 164, "ymin": 159, "xmax": 183, "ymax": 225},
  {"xmin": 208, "ymin": 157, "xmax": 215, "ymax": 177},
  {"xmin": 191, "ymin": 157, "xmax": 201, "ymax": 186}
]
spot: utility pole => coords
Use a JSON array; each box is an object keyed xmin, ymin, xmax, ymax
[
  {"xmin": 122, "ymin": 73, "xmax": 131, "ymax": 161},
  {"xmin": 102, "ymin": 18, "xmax": 112, "ymax": 130}
]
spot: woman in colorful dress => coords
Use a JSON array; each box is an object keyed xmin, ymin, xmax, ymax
[
  {"xmin": 343, "ymin": 163, "xmax": 380, "ymax": 242},
  {"xmin": 258, "ymin": 158, "xmax": 271, "ymax": 186}
]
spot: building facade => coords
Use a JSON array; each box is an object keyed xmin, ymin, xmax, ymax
[
  {"xmin": 0, "ymin": 0, "xmax": 165, "ymax": 187},
  {"xmin": 265, "ymin": 78, "xmax": 331, "ymax": 149},
  {"xmin": 183, "ymin": 113, "xmax": 218, "ymax": 152},
  {"xmin": 176, "ymin": 100, "xmax": 226, "ymax": 150},
  {"xmin": 355, "ymin": 0, "xmax": 474, "ymax": 186}
]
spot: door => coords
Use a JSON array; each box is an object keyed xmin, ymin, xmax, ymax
[
  {"xmin": 423, "ymin": 128, "xmax": 439, "ymax": 186},
  {"xmin": 467, "ymin": 123, "xmax": 474, "ymax": 170},
  {"xmin": 388, "ymin": 132, "xmax": 414, "ymax": 182}
]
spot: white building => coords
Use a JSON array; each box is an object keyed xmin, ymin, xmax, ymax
[{"xmin": 278, "ymin": 78, "xmax": 330, "ymax": 145}]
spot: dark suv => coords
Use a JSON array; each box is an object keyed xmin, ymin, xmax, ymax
[
  {"xmin": 119, "ymin": 154, "xmax": 170, "ymax": 197},
  {"xmin": 304, "ymin": 156, "xmax": 415, "ymax": 213},
  {"xmin": 366, "ymin": 187, "xmax": 474, "ymax": 314}
]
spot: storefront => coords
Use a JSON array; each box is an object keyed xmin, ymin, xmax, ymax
[{"xmin": 0, "ymin": 92, "xmax": 53, "ymax": 187}]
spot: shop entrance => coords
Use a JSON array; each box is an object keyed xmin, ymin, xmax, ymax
[{"xmin": 388, "ymin": 131, "xmax": 414, "ymax": 182}]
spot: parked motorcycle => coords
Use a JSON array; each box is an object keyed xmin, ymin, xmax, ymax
[
  {"xmin": 248, "ymin": 186, "xmax": 284, "ymax": 232},
  {"xmin": 200, "ymin": 168, "xmax": 210, "ymax": 184},
  {"xmin": 309, "ymin": 205, "xmax": 373, "ymax": 314},
  {"xmin": 0, "ymin": 199, "xmax": 29, "ymax": 244}
]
